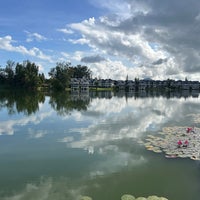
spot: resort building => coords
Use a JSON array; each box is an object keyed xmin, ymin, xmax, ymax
[
  {"xmin": 70, "ymin": 78, "xmax": 89, "ymax": 92},
  {"xmin": 70, "ymin": 78, "xmax": 200, "ymax": 91}
]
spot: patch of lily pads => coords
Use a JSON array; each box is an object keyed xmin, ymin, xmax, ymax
[
  {"xmin": 121, "ymin": 194, "xmax": 168, "ymax": 200},
  {"xmin": 80, "ymin": 194, "xmax": 168, "ymax": 200},
  {"xmin": 81, "ymin": 196, "xmax": 93, "ymax": 200},
  {"xmin": 139, "ymin": 126, "xmax": 200, "ymax": 160}
]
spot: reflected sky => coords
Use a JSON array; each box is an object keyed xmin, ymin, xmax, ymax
[
  {"xmin": 1, "ymin": 95, "xmax": 200, "ymax": 200},
  {"xmin": 59, "ymin": 96, "xmax": 200, "ymax": 154},
  {"xmin": 0, "ymin": 110, "xmax": 53, "ymax": 136}
]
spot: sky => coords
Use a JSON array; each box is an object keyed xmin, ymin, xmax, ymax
[{"xmin": 1, "ymin": 0, "xmax": 200, "ymax": 80}]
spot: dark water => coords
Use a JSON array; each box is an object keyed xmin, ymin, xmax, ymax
[{"xmin": 0, "ymin": 90, "xmax": 200, "ymax": 200}]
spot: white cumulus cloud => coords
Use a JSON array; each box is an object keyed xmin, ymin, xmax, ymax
[{"xmin": 0, "ymin": 35, "xmax": 52, "ymax": 62}]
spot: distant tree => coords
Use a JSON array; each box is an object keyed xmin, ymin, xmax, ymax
[
  {"xmin": 126, "ymin": 75, "xmax": 128, "ymax": 81},
  {"xmin": 48, "ymin": 62, "xmax": 72, "ymax": 90},
  {"xmin": 38, "ymin": 73, "xmax": 45, "ymax": 84},
  {"xmin": 15, "ymin": 62, "xmax": 26, "ymax": 86},
  {"xmin": 5, "ymin": 60, "xmax": 15, "ymax": 85},
  {"xmin": 48, "ymin": 62, "xmax": 92, "ymax": 91},
  {"xmin": 73, "ymin": 65, "xmax": 92, "ymax": 79},
  {"xmin": 23, "ymin": 61, "xmax": 39, "ymax": 88},
  {"xmin": 0, "ymin": 60, "xmax": 43, "ymax": 89},
  {"xmin": 135, "ymin": 77, "xmax": 139, "ymax": 91},
  {"xmin": 14, "ymin": 60, "xmax": 40, "ymax": 88},
  {"xmin": 94, "ymin": 77, "xmax": 99, "ymax": 89},
  {"xmin": 0, "ymin": 67, "xmax": 6, "ymax": 84}
]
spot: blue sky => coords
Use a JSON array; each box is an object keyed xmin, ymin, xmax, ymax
[{"xmin": 1, "ymin": 0, "xmax": 200, "ymax": 80}]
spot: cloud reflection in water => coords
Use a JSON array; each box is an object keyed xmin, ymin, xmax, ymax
[
  {"xmin": 1, "ymin": 95, "xmax": 200, "ymax": 200},
  {"xmin": 60, "ymin": 96, "xmax": 190, "ymax": 154},
  {"xmin": 0, "ymin": 110, "xmax": 53, "ymax": 136}
]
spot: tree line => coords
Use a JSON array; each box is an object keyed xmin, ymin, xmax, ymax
[{"xmin": 0, "ymin": 60, "xmax": 92, "ymax": 90}]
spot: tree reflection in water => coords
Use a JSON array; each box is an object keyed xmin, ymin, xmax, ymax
[
  {"xmin": 0, "ymin": 89, "xmax": 45, "ymax": 115},
  {"xmin": 0, "ymin": 89, "xmax": 199, "ymax": 116},
  {"xmin": 49, "ymin": 91, "xmax": 90, "ymax": 116}
]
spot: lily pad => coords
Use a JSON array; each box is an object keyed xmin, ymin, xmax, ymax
[
  {"xmin": 147, "ymin": 197, "xmax": 168, "ymax": 200},
  {"xmin": 135, "ymin": 197, "xmax": 147, "ymax": 200},
  {"xmin": 147, "ymin": 196, "xmax": 162, "ymax": 200},
  {"xmin": 140, "ymin": 126, "xmax": 200, "ymax": 161},
  {"xmin": 121, "ymin": 194, "xmax": 135, "ymax": 200},
  {"xmin": 80, "ymin": 196, "xmax": 92, "ymax": 200}
]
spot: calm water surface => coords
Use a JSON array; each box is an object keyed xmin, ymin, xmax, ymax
[{"xmin": 1, "ymin": 91, "xmax": 200, "ymax": 200}]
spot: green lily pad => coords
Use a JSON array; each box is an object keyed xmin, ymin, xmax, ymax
[
  {"xmin": 147, "ymin": 195, "xmax": 168, "ymax": 200},
  {"xmin": 121, "ymin": 194, "xmax": 135, "ymax": 200},
  {"xmin": 80, "ymin": 196, "xmax": 92, "ymax": 200},
  {"xmin": 147, "ymin": 196, "xmax": 160, "ymax": 200},
  {"xmin": 135, "ymin": 197, "xmax": 147, "ymax": 200}
]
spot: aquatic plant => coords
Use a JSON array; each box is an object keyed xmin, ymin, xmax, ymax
[
  {"xmin": 140, "ymin": 126, "xmax": 200, "ymax": 160},
  {"xmin": 135, "ymin": 197, "xmax": 146, "ymax": 200},
  {"xmin": 147, "ymin": 195, "xmax": 168, "ymax": 200},
  {"xmin": 121, "ymin": 194, "xmax": 168, "ymax": 200},
  {"xmin": 121, "ymin": 194, "xmax": 135, "ymax": 200},
  {"xmin": 80, "ymin": 194, "xmax": 168, "ymax": 200},
  {"xmin": 81, "ymin": 196, "xmax": 93, "ymax": 200}
]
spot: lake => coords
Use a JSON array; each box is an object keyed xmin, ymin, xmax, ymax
[{"xmin": 0, "ymin": 90, "xmax": 200, "ymax": 200}]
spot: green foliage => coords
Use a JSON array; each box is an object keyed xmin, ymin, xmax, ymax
[
  {"xmin": 0, "ymin": 60, "xmax": 43, "ymax": 89},
  {"xmin": 73, "ymin": 64, "xmax": 92, "ymax": 79},
  {"xmin": 0, "ymin": 67, "xmax": 6, "ymax": 84},
  {"xmin": 48, "ymin": 62, "xmax": 92, "ymax": 91},
  {"xmin": 1, "ymin": 60, "xmax": 92, "ymax": 91},
  {"xmin": 15, "ymin": 60, "xmax": 40, "ymax": 88},
  {"xmin": 48, "ymin": 62, "xmax": 72, "ymax": 90},
  {"xmin": 5, "ymin": 60, "xmax": 15, "ymax": 85}
]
